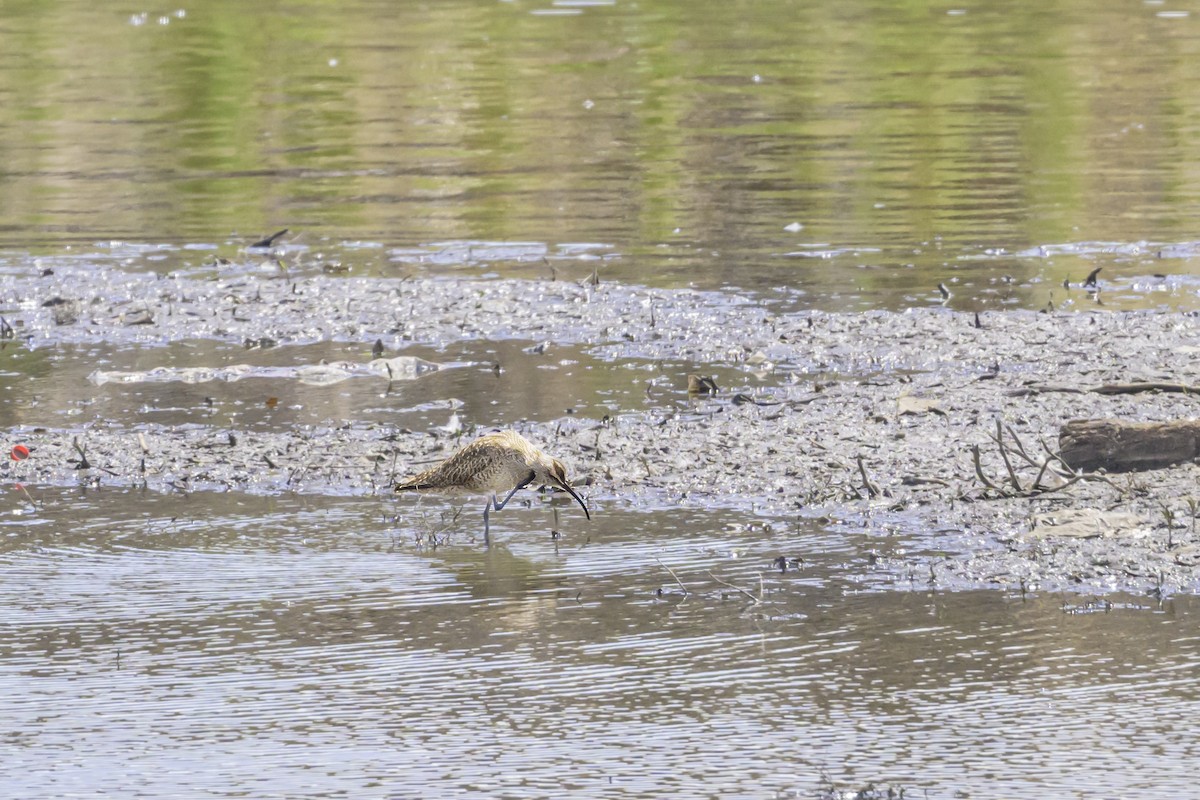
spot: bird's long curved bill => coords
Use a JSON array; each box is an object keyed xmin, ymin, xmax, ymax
[{"xmin": 551, "ymin": 477, "xmax": 591, "ymax": 520}]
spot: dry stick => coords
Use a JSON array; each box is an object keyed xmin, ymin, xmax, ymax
[
  {"xmin": 639, "ymin": 455, "xmax": 654, "ymax": 478},
  {"xmin": 970, "ymin": 445, "xmax": 1004, "ymax": 492},
  {"xmin": 1028, "ymin": 471, "xmax": 1093, "ymax": 496},
  {"xmin": 856, "ymin": 455, "xmax": 881, "ymax": 498},
  {"xmin": 705, "ymin": 570, "xmax": 761, "ymax": 604},
  {"xmin": 1007, "ymin": 385, "xmax": 1082, "ymax": 397},
  {"xmin": 70, "ymin": 438, "xmax": 119, "ymax": 476},
  {"xmin": 994, "ymin": 420, "xmax": 1023, "ymax": 492},
  {"xmin": 972, "ymin": 425, "xmax": 1123, "ymax": 499},
  {"xmin": 15, "ymin": 484, "xmax": 37, "ymax": 509},
  {"xmin": 1002, "ymin": 431, "xmax": 1080, "ymax": 487},
  {"xmin": 1003, "ymin": 424, "xmax": 1037, "ymax": 466},
  {"xmin": 902, "ymin": 475, "xmax": 952, "ymax": 487},
  {"xmin": 1009, "ymin": 429, "xmax": 1066, "ymax": 475},
  {"xmin": 1030, "ymin": 453, "xmax": 1056, "ymax": 491},
  {"xmin": 1012, "ymin": 381, "xmax": 1200, "ymax": 397},
  {"xmin": 1028, "ymin": 447, "xmax": 1083, "ymax": 492},
  {"xmin": 656, "ymin": 558, "xmax": 690, "ymax": 595},
  {"xmin": 1040, "ymin": 439, "xmax": 1078, "ymax": 473},
  {"xmin": 72, "ymin": 437, "xmax": 91, "ymax": 470},
  {"xmin": 1092, "ymin": 382, "xmax": 1198, "ymax": 395}
]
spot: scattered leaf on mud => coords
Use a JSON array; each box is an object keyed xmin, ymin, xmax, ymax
[{"xmin": 897, "ymin": 394, "xmax": 946, "ymax": 417}]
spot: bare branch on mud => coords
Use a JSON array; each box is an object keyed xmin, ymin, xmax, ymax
[
  {"xmin": 970, "ymin": 423, "xmax": 1126, "ymax": 499},
  {"xmin": 1009, "ymin": 381, "xmax": 1200, "ymax": 397},
  {"xmin": 990, "ymin": 420, "xmax": 1023, "ymax": 492},
  {"xmin": 971, "ymin": 445, "xmax": 1004, "ymax": 493}
]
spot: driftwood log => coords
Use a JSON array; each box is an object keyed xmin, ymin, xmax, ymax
[{"xmin": 1059, "ymin": 419, "xmax": 1200, "ymax": 472}]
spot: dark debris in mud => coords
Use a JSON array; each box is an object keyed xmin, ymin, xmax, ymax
[{"xmin": 3, "ymin": 262, "xmax": 1200, "ymax": 596}]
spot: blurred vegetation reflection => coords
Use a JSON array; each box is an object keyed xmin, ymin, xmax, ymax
[{"xmin": 1, "ymin": 0, "xmax": 1198, "ymax": 300}]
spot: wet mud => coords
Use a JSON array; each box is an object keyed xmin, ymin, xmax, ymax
[{"xmin": 3, "ymin": 262, "xmax": 1200, "ymax": 596}]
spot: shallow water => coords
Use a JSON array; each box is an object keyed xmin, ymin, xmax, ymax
[
  {"xmin": 3, "ymin": 1, "xmax": 1200, "ymax": 308},
  {"xmin": 2, "ymin": 490, "xmax": 1198, "ymax": 797},
  {"xmin": 0, "ymin": 337, "xmax": 785, "ymax": 433},
  {"xmin": 4, "ymin": 0, "xmax": 1200, "ymax": 796}
]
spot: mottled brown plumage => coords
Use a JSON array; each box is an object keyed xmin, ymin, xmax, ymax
[{"xmin": 395, "ymin": 430, "xmax": 590, "ymax": 544}]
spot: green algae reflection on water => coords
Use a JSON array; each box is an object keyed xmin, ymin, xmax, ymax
[{"xmin": 1, "ymin": 1, "xmax": 1199, "ymax": 301}]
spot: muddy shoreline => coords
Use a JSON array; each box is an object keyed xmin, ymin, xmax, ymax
[{"xmin": 4, "ymin": 263, "xmax": 1200, "ymax": 595}]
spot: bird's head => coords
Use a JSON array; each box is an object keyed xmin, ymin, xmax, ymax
[{"xmin": 534, "ymin": 455, "xmax": 591, "ymax": 520}]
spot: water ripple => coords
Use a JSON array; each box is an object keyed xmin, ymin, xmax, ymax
[{"xmin": 1, "ymin": 491, "xmax": 1199, "ymax": 797}]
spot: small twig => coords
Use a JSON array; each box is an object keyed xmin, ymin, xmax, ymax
[
  {"xmin": 1035, "ymin": 437, "xmax": 1077, "ymax": 479},
  {"xmin": 388, "ymin": 447, "xmax": 400, "ymax": 486},
  {"xmin": 656, "ymin": 558, "xmax": 690, "ymax": 595},
  {"xmin": 994, "ymin": 420, "xmax": 1023, "ymax": 492},
  {"xmin": 15, "ymin": 483, "xmax": 37, "ymax": 510},
  {"xmin": 1030, "ymin": 453, "xmax": 1056, "ymax": 491},
  {"xmin": 1003, "ymin": 424, "xmax": 1037, "ymax": 466},
  {"xmin": 971, "ymin": 445, "xmax": 1004, "ymax": 492},
  {"xmin": 69, "ymin": 434, "xmax": 99, "ymax": 472},
  {"xmin": 1039, "ymin": 440, "xmax": 1078, "ymax": 474},
  {"xmin": 856, "ymin": 455, "xmax": 881, "ymax": 498},
  {"xmin": 705, "ymin": 570, "xmax": 761, "ymax": 604},
  {"xmin": 639, "ymin": 455, "xmax": 654, "ymax": 478},
  {"xmin": 901, "ymin": 475, "xmax": 952, "ymax": 488},
  {"xmin": 1030, "ymin": 472, "xmax": 1091, "ymax": 495},
  {"xmin": 71, "ymin": 437, "xmax": 92, "ymax": 470}
]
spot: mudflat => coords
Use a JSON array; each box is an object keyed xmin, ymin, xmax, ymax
[{"xmin": 4, "ymin": 262, "xmax": 1199, "ymax": 595}]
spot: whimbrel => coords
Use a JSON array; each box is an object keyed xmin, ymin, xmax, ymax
[{"xmin": 395, "ymin": 430, "xmax": 590, "ymax": 544}]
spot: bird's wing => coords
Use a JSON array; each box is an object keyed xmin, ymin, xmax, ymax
[{"xmin": 395, "ymin": 436, "xmax": 513, "ymax": 491}]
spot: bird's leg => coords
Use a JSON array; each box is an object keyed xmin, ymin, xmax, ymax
[
  {"xmin": 480, "ymin": 473, "xmax": 535, "ymax": 546},
  {"xmin": 482, "ymin": 499, "xmax": 492, "ymax": 547},
  {"xmin": 493, "ymin": 471, "xmax": 535, "ymax": 512}
]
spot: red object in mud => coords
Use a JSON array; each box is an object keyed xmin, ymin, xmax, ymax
[{"xmin": 10, "ymin": 444, "xmax": 30, "ymax": 461}]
